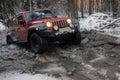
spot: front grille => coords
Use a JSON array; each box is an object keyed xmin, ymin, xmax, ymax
[{"xmin": 52, "ymin": 19, "xmax": 69, "ymax": 28}]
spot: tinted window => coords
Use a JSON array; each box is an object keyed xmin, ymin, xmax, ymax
[
  {"xmin": 26, "ymin": 10, "xmax": 54, "ymax": 22},
  {"xmin": 18, "ymin": 16, "xmax": 24, "ymax": 25}
]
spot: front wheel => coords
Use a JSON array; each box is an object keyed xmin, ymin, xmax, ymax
[
  {"xmin": 73, "ymin": 31, "xmax": 81, "ymax": 44},
  {"xmin": 30, "ymin": 33, "xmax": 47, "ymax": 54}
]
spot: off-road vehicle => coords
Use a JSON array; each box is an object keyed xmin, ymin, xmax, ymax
[{"xmin": 7, "ymin": 9, "xmax": 81, "ymax": 53}]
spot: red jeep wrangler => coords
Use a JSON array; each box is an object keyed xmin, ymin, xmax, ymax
[{"xmin": 7, "ymin": 9, "xmax": 81, "ymax": 53}]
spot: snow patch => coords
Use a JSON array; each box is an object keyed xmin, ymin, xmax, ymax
[
  {"xmin": 118, "ymin": 65, "xmax": 120, "ymax": 68},
  {"xmin": 8, "ymin": 44, "xmax": 19, "ymax": 50},
  {"xmin": 80, "ymin": 13, "xmax": 112, "ymax": 31},
  {"xmin": 0, "ymin": 71, "xmax": 59, "ymax": 80},
  {"xmin": 40, "ymin": 64, "xmax": 66, "ymax": 74},
  {"xmin": 0, "ymin": 22, "xmax": 6, "ymax": 32},
  {"xmin": 98, "ymin": 69, "xmax": 107, "ymax": 75},
  {"xmin": 82, "ymin": 63, "xmax": 96, "ymax": 71},
  {"xmin": 79, "ymin": 13, "xmax": 120, "ymax": 37},
  {"xmin": 116, "ymin": 73, "xmax": 120, "ymax": 80},
  {"xmin": 1, "ymin": 38, "xmax": 6, "ymax": 45},
  {"xmin": 90, "ymin": 55, "xmax": 106, "ymax": 63}
]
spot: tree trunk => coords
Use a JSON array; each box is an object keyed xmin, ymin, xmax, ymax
[
  {"xmin": 81, "ymin": 0, "xmax": 84, "ymax": 18},
  {"xmin": 89, "ymin": 0, "xmax": 92, "ymax": 15},
  {"xmin": 67, "ymin": 0, "xmax": 76, "ymax": 19},
  {"xmin": 113, "ymin": 0, "xmax": 118, "ymax": 18}
]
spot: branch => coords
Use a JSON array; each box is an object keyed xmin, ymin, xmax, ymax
[{"xmin": 100, "ymin": 18, "xmax": 120, "ymax": 30}]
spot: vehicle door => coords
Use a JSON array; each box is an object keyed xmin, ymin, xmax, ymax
[
  {"xmin": 8, "ymin": 17, "xmax": 18, "ymax": 39},
  {"xmin": 17, "ymin": 14, "xmax": 28, "ymax": 42}
]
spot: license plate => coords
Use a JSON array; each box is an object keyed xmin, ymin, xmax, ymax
[{"xmin": 59, "ymin": 27, "xmax": 72, "ymax": 33}]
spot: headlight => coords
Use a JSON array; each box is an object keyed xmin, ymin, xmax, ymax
[
  {"xmin": 46, "ymin": 22, "xmax": 52, "ymax": 27},
  {"xmin": 35, "ymin": 27, "xmax": 39, "ymax": 31},
  {"xmin": 54, "ymin": 25, "xmax": 58, "ymax": 30},
  {"xmin": 67, "ymin": 19, "xmax": 72, "ymax": 24}
]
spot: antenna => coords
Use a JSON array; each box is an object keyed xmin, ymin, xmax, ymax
[{"xmin": 29, "ymin": 0, "xmax": 32, "ymax": 10}]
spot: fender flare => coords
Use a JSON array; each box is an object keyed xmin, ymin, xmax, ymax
[
  {"xmin": 7, "ymin": 33, "xmax": 17, "ymax": 42},
  {"xmin": 27, "ymin": 24, "xmax": 47, "ymax": 41}
]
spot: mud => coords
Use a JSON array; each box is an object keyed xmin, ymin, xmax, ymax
[{"xmin": 0, "ymin": 31, "xmax": 120, "ymax": 80}]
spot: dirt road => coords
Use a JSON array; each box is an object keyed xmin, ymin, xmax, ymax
[{"xmin": 0, "ymin": 31, "xmax": 120, "ymax": 80}]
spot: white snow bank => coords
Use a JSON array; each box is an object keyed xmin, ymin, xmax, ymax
[
  {"xmin": 80, "ymin": 13, "xmax": 113, "ymax": 31},
  {"xmin": 0, "ymin": 71, "xmax": 59, "ymax": 80},
  {"xmin": 79, "ymin": 13, "xmax": 120, "ymax": 37},
  {"xmin": 0, "ymin": 22, "xmax": 6, "ymax": 32},
  {"xmin": 116, "ymin": 73, "xmax": 120, "ymax": 80},
  {"xmin": 40, "ymin": 63, "xmax": 66, "ymax": 74}
]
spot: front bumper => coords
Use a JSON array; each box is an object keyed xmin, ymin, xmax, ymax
[
  {"xmin": 40, "ymin": 27, "xmax": 75, "ymax": 41},
  {"xmin": 55, "ymin": 27, "xmax": 75, "ymax": 36},
  {"xmin": 53, "ymin": 27, "xmax": 75, "ymax": 41}
]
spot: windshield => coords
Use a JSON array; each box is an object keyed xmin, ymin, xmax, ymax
[{"xmin": 26, "ymin": 10, "xmax": 54, "ymax": 22}]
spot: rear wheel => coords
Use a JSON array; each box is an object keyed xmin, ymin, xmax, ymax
[
  {"xmin": 6, "ymin": 37, "xmax": 14, "ymax": 45},
  {"xmin": 30, "ymin": 33, "xmax": 47, "ymax": 54}
]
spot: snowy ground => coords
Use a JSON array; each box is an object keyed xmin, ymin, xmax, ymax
[
  {"xmin": 79, "ymin": 13, "xmax": 120, "ymax": 37},
  {"xmin": 0, "ymin": 31, "xmax": 120, "ymax": 80},
  {"xmin": 0, "ymin": 13, "xmax": 120, "ymax": 80},
  {"xmin": 0, "ymin": 22, "xmax": 6, "ymax": 32},
  {"xmin": 0, "ymin": 71, "xmax": 59, "ymax": 80}
]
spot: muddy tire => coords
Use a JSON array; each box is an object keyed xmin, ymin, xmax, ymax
[
  {"xmin": 30, "ymin": 33, "xmax": 47, "ymax": 54},
  {"xmin": 73, "ymin": 31, "xmax": 81, "ymax": 44},
  {"xmin": 6, "ymin": 37, "xmax": 14, "ymax": 45}
]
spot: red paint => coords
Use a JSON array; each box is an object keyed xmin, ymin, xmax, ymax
[{"xmin": 7, "ymin": 9, "xmax": 70, "ymax": 42}]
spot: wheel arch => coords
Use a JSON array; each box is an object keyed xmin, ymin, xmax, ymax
[
  {"xmin": 27, "ymin": 24, "xmax": 47, "ymax": 42},
  {"xmin": 6, "ymin": 33, "xmax": 17, "ymax": 42}
]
